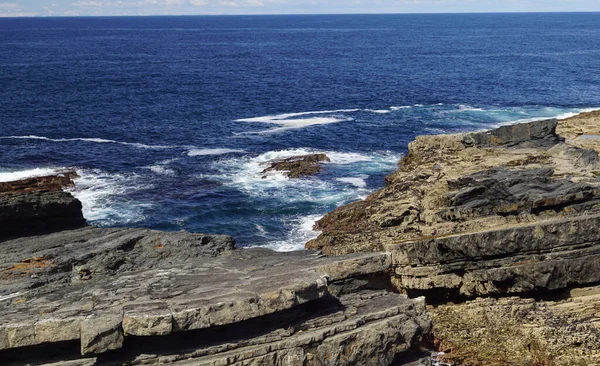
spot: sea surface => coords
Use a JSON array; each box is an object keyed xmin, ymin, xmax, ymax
[{"xmin": 1, "ymin": 13, "xmax": 600, "ymax": 250}]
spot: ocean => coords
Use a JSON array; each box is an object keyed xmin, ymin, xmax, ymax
[{"xmin": 1, "ymin": 13, "xmax": 600, "ymax": 250}]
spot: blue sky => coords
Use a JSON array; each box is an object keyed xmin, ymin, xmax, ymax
[{"xmin": 1, "ymin": 0, "xmax": 599, "ymax": 17}]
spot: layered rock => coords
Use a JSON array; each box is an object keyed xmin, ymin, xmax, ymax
[
  {"xmin": 0, "ymin": 232, "xmax": 430, "ymax": 365},
  {"xmin": 0, "ymin": 174, "xmax": 430, "ymax": 365},
  {"xmin": 308, "ymin": 118, "xmax": 600, "ymax": 297},
  {"xmin": 305, "ymin": 111, "xmax": 600, "ymax": 364},
  {"xmin": 261, "ymin": 153, "xmax": 331, "ymax": 178},
  {"xmin": 0, "ymin": 170, "xmax": 86, "ymax": 239}
]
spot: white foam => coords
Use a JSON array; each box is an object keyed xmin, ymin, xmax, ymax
[
  {"xmin": 0, "ymin": 135, "xmax": 174, "ymax": 149},
  {"xmin": 490, "ymin": 107, "xmax": 600, "ymax": 128},
  {"xmin": 365, "ymin": 109, "xmax": 391, "ymax": 114},
  {"xmin": 188, "ymin": 148, "xmax": 246, "ymax": 156},
  {"xmin": 67, "ymin": 169, "xmax": 152, "ymax": 225},
  {"xmin": 235, "ymin": 109, "xmax": 360, "ymax": 123},
  {"xmin": 336, "ymin": 177, "xmax": 368, "ymax": 188},
  {"xmin": 148, "ymin": 165, "xmax": 175, "ymax": 176},
  {"xmin": 390, "ymin": 106, "xmax": 412, "ymax": 110},
  {"xmin": 235, "ymin": 109, "xmax": 359, "ymax": 134},
  {"xmin": 457, "ymin": 104, "xmax": 484, "ymax": 111},
  {"xmin": 258, "ymin": 214, "xmax": 323, "ymax": 252},
  {"xmin": 0, "ymin": 167, "xmax": 62, "ymax": 182}
]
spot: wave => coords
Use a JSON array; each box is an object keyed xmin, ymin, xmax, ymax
[
  {"xmin": 187, "ymin": 148, "xmax": 246, "ymax": 156},
  {"xmin": 235, "ymin": 109, "xmax": 361, "ymax": 123},
  {"xmin": 0, "ymin": 135, "xmax": 175, "ymax": 149},
  {"xmin": 365, "ymin": 109, "xmax": 391, "ymax": 114},
  {"xmin": 336, "ymin": 176, "xmax": 368, "ymax": 188},
  {"xmin": 0, "ymin": 167, "xmax": 62, "ymax": 182},
  {"xmin": 67, "ymin": 168, "xmax": 152, "ymax": 226},
  {"xmin": 257, "ymin": 214, "xmax": 323, "ymax": 252},
  {"xmin": 236, "ymin": 116, "xmax": 354, "ymax": 135}
]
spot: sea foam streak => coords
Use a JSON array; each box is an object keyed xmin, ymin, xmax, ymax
[
  {"xmin": 0, "ymin": 167, "xmax": 61, "ymax": 182},
  {"xmin": 0, "ymin": 135, "xmax": 174, "ymax": 149},
  {"xmin": 235, "ymin": 109, "xmax": 359, "ymax": 134},
  {"xmin": 188, "ymin": 148, "xmax": 246, "ymax": 156}
]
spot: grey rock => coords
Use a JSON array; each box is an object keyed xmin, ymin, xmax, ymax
[
  {"xmin": 0, "ymin": 226, "xmax": 429, "ymax": 365},
  {"xmin": 462, "ymin": 118, "xmax": 563, "ymax": 148}
]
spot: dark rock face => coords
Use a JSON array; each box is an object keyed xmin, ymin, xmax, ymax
[
  {"xmin": 261, "ymin": 153, "xmax": 330, "ymax": 178},
  {"xmin": 0, "ymin": 191, "xmax": 87, "ymax": 240}
]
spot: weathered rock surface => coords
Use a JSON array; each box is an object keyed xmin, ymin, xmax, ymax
[
  {"xmin": 0, "ymin": 227, "xmax": 429, "ymax": 365},
  {"xmin": 306, "ymin": 112, "xmax": 600, "ymax": 364},
  {"xmin": 307, "ymin": 118, "xmax": 600, "ymax": 297},
  {"xmin": 431, "ymin": 286, "xmax": 600, "ymax": 365},
  {"xmin": 0, "ymin": 170, "xmax": 86, "ymax": 239},
  {"xmin": 261, "ymin": 153, "xmax": 331, "ymax": 178}
]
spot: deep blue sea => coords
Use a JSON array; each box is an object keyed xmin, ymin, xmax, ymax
[{"xmin": 1, "ymin": 13, "xmax": 600, "ymax": 250}]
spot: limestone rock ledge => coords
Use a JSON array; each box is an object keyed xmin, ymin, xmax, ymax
[
  {"xmin": 0, "ymin": 228, "xmax": 430, "ymax": 365},
  {"xmin": 431, "ymin": 286, "xmax": 600, "ymax": 365},
  {"xmin": 308, "ymin": 116, "xmax": 600, "ymax": 298},
  {"xmin": 305, "ymin": 111, "xmax": 600, "ymax": 364}
]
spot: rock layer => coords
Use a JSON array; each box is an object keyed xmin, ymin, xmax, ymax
[
  {"xmin": 0, "ymin": 228, "xmax": 429, "ymax": 365},
  {"xmin": 306, "ymin": 111, "xmax": 600, "ymax": 365}
]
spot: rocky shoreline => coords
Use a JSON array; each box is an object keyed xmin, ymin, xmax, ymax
[
  {"xmin": 3, "ymin": 112, "xmax": 600, "ymax": 365},
  {"xmin": 308, "ymin": 111, "xmax": 600, "ymax": 364}
]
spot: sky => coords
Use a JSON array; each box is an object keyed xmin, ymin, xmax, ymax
[{"xmin": 1, "ymin": 0, "xmax": 599, "ymax": 17}]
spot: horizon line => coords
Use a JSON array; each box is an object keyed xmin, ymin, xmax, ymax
[{"xmin": 1, "ymin": 10, "xmax": 600, "ymax": 18}]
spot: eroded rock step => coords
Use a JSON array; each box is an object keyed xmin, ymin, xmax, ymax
[
  {"xmin": 388, "ymin": 213, "xmax": 600, "ymax": 297},
  {"xmin": 2, "ymin": 290, "xmax": 429, "ymax": 366},
  {"xmin": 0, "ymin": 227, "xmax": 429, "ymax": 364}
]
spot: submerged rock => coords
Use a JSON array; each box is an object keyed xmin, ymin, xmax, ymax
[{"xmin": 261, "ymin": 153, "xmax": 330, "ymax": 178}]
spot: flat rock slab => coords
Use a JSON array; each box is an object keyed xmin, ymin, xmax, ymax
[
  {"xmin": 5, "ymin": 290, "xmax": 430, "ymax": 366},
  {"xmin": 0, "ymin": 228, "xmax": 392, "ymax": 356}
]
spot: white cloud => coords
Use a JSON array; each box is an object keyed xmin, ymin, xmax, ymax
[
  {"xmin": 189, "ymin": 0, "xmax": 209, "ymax": 6},
  {"xmin": 72, "ymin": 1, "xmax": 104, "ymax": 6}
]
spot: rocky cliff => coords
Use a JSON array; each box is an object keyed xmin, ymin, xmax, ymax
[
  {"xmin": 0, "ymin": 173, "xmax": 431, "ymax": 365},
  {"xmin": 307, "ymin": 111, "xmax": 600, "ymax": 364}
]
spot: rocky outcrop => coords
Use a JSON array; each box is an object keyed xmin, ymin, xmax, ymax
[
  {"xmin": 0, "ymin": 170, "xmax": 86, "ymax": 239},
  {"xmin": 0, "ymin": 175, "xmax": 430, "ymax": 365},
  {"xmin": 307, "ymin": 118, "xmax": 600, "ymax": 296},
  {"xmin": 306, "ymin": 112, "xmax": 600, "ymax": 364},
  {"xmin": 261, "ymin": 153, "xmax": 331, "ymax": 178},
  {"xmin": 0, "ymin": 233, "xmax": 430, "ymax": 365}
]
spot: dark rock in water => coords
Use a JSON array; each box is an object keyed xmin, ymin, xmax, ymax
[
  {"xmin": 0, "ymin": 191, "xmax": 87, "ymax": 240},
  {"xmin": 261, "ymin": 153, "xmax": 330, "ymax": 178},
  {"xmin": 0, "ymin": 171, "xmax": 86, "ymax": 240}
]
